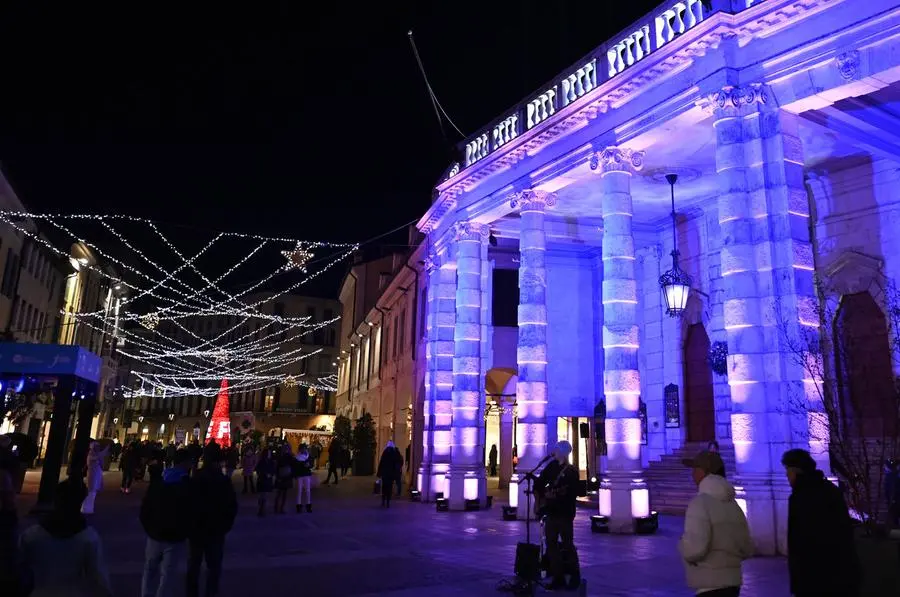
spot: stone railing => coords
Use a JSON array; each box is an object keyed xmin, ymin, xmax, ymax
[{"xmin": 456, "ymin": 0, "xmax": 738, "ymax": 170}]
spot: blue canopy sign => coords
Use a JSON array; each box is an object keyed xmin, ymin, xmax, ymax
[{"xmin": 0, "ymin": 343, "xmax": 102, "ymax": 384}]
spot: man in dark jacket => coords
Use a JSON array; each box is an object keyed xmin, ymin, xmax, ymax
[
  {"xmin": 186, "ymin": 444, "xmax": 238, "ymax": 597},
  {"xmin": 536, "ymin": 440, "xmax": 581, "ymax": 591},
  {"xmin": 782, "ymin": 449, "xmax": 860, "ymax": 597},
  {"xmin": 140, "ymin": 449, "xmax": 192, "ymax": 597}
]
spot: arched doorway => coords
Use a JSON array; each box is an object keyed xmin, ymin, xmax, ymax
[
  {"xmin": 684, "ymin": 323, "xmax": 715, "ymax": 442},
  {"xmin": 834, "ymin": 292, "xmax": 897, "ymax": 438},
  {"xmin": 485, "ymin": 368, "xmax": 517, "ymax": 489}
]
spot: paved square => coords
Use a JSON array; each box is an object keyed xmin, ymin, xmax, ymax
[{"xmin": 16, "ymin": 471, "xmax": 790, "ymax": 596}]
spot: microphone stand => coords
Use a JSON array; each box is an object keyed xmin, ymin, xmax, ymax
[
  {"xmin": 511, "ymin": 454, "xmax": 552, "ymax": 594},
  {"xmin": 523, "ymin": 454, "xmax": 551, "ymax": 547}
]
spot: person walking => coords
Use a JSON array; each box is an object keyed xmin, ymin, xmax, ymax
[
  {"xmin": 164, "ymin": 443, "xmax": 176, "ymax": 469},
  {"xmin": 140, "ymin": 449, "xmax": 192, "ymax": 597},
  {"xmin": 535, "ymin": 440, "xmax": 581, "ymax": 591},
  {"xmin": 376, "ymin": 440, "xmax": 402, "ymax": 508},
  {"xmin": 19, "ymin": 479, "xmax": 113, "ymax": 597},
  {"xmin": 224, "ymin": 447, "xmax": 238, "ymax": 480},
  {"xmin": 678, "ymin": 450, "xmax": 754, "ymax": 597},
  {"xmin": 81, "ymin": 441, "xmax": 110, "ymax": 514},
  {"xmin": 781, "ymin": 449, "xmax": 860, "ymax": 597},
  {"xmin": 489, "ymin": 444, "xmax": 498, "ymax": 477},
  {"xmin": 120, "ymin": 442, "xmax": 140, "ymax": 494},
  {"xmin": 341, "ymin": 445, "xmax": 351, "ymax": 478},
  {"xmin": 186, "ymin": 444, "xmax": 238, "ymax": 597},
  {"xmin": 254, "ymin": 448, "xmax": 275, "ymax": 517},
  {"xmin": 0, "ymin": 448, "xmax": 21, "ymax": 596},
  {"xmin": 325, "ymin": 440, "xmax": 340, "ymax": 485},
  {"xmin": 273, "ymin": 444, "xmax": 295, "ymax": 514},
  {"xmin": 295, "ymin": 444, "xmax": 313, "ymax": 513},
  {"xmin": 241, "ymin": 446, "xmax": 258, "ymax": 494},
  {"xmin": 309, "ymin": 442, "xmax": 321, "ymax": 470}
]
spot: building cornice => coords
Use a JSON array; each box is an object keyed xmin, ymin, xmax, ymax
[{"xmin": 417, "ymin": 0, "xmax": 845, "ymax": 235}]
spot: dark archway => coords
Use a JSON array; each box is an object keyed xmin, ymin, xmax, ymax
[
  {"xmin": 684, "ymin": 323, "xmax": 715, "ymax": 442},
  {"xmin": 834, "ymin": 292, "xmax": 897, "ymax": 437}
]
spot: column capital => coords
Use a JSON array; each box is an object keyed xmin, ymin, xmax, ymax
[
  {"xmin": 509, "ymin": 189, "xmax": 557, "ymax": 212},
  {"xmin": 453, "ymin": 220, "xmax": 490, "ymax": 243},
  {"xmin": 698, "ymin": 83, "xmax": 769, "ymax": 116},
  {"xmin": 590, "ymin": 147, "xmax": 645, "ymax": 175}
]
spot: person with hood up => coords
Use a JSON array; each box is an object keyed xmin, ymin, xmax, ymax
[
  {"xmin": 241, "ymin": 446, "xmax": 258, "ymax": 494},
  {"xmin": 186, "ymin": 444, "xmax": 238, "ymax": 597},
  {"xmin": 376, "ymin": 440, "xmax": 402, "ymax": 508},
  {"xmin": 19, "ymin": 479, "xmax": 113, "ymax": 597},
  {"xmin": 294, "ymin": 444, "xmax": 313, "ymax": 513},
  {"xmin": 781, "ymin": 448, "xmax": 860, "ymax": 597},
  {"xmin": 140, "ymin": 449, "xmax": 193, "ymax": 597},
  {"xmin": 81, "ymin": 441, "xmax": 110, "ymax": 514},
  {"xmin": 679, "ymin": 450, "xmax": 754, "ymax": 597}
]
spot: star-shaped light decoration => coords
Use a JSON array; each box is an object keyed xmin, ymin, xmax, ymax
[
  {"xmin": 283, "ymin": 375, "xmax": 298, "ymax": 389},
  {"xmin": 307, "ymin": 386, "xmax": 317, "ymax": 397},
  {"xmin": 140, "ymin": 312, "xmax": 160, "ymax": 330},
  {"xmin": 213, "ymin": 350, "xmax": 229, "ymax": 365},
  {"xmin": 281, "ymin": 242, "xmax": 314, "ymax": 273}
]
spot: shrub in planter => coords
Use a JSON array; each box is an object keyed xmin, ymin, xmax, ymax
[{"xmin": 351, "ymin": 413, "xmax": 376, "ymax": 476}]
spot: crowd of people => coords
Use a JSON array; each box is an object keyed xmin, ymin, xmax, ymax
[{"xmin": 0, "ymin": 432, "xmax": 897, "ymax": 596}]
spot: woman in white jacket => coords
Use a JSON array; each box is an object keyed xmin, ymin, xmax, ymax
[
  {"xmin": 679, "ymin": 450, "xmax": 755, "ymax": 597},
  {"xmin": 81, "ymin": 442, "xmax": 110, "ymax": 515}
]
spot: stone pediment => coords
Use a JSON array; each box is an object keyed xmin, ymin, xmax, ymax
[{"xmin": 820, "ymin": 250, "xmax": 885, "ymax": 297}]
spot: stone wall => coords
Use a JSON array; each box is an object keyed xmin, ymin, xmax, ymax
[{"xmin": 546, "ymin": 249, "xmax": 600, "ymax": 418}]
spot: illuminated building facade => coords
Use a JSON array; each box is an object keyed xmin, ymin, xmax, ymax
[{"xmin": 415, "ymin": 0, "xmax": 900, "ymax": 554}]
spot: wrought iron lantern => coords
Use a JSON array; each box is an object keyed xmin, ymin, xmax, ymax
[{"xmin": 658, "ymin": 173, "xmax": 692, "ymax": 316}]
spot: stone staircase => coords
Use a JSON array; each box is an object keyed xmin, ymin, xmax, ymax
[{"xmin": 646, "ymin": 443, "xmax": 737, "ymax": 515}]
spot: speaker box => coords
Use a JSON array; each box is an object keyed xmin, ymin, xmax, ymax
[{"xmin": 514, "ymin": 542, "xmax": 541, "ymax": 581}]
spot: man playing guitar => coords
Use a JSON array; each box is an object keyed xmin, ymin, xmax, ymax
[{"xmin": 535, "ymin": 440, "xmax": 581, "ymax": 591}]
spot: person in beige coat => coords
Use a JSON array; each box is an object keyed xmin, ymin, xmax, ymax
[{"xmin": 678, "ymin": 450, "xmax": 755, "ymax": 597}]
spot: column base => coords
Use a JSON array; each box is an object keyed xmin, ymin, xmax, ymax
[
  {"xmin": 732, "ymin": 472, "xmax": 791, "ymax": 555},
  {"xmin": 421, "ymin": 463, "xmax": 449, "ymax": 503},
  {"xmin": 448, "ymin": 466, "xmax": 487, "ymax": 510},
  {"xmin": 599, "ymin": 472, "xmax": 650, "ymax": 534}
]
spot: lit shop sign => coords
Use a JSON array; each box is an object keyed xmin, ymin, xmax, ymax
[{"xmin": 460, "ymin": 0, "xmax": 709, "ymax": 168}]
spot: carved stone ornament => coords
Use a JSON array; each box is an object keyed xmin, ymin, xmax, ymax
[
  {"xmin": 704, "ymin": 84, "xmax": 767, "ymax": 114},
  {"xmin": 836, "ymin": 50, "xmax": 860, "ymax": 81},
  {"xmin": 453, "ymin": 221, "xmax": 490, "ymax": 242},
  {"xmin": 509, "ymin": 189, "xmax": 557, "ymax": 211},
  {"xmin": 423, "ymin": 253, "xmax": 439, "ymax": 274},
  {"xmin": 589, "ymin": 146, "xmax": 645, "ymax": 174}
]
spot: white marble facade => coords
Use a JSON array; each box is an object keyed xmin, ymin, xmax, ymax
[{"xmin": 415, "ymin": 0, "xmax": 900, "ymax": 554}]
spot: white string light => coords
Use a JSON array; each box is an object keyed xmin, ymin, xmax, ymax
[{"xmin": 0, "ymin": 211, "xmax": 357, "ymax": 398}]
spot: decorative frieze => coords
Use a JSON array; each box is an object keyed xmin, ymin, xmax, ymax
[{"xmin": 590, "ymin": 147, "xmax": 646, "ymax": 175}]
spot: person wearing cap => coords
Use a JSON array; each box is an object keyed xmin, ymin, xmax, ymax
[
  {"xmin": 535, "ymin": 440, "xmax": 581, "ymax": 591},
  {"xmin": 781, "ymin": 448, "xmax": 859, "ymax": 597},
  {"xmin": 678, "ymin": 450, "xmax": 754, "ymax": 596}
]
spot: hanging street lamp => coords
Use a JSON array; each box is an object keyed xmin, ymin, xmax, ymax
[{"xmin": 658, "ymin": 173, "xmax": 692, "ymax": 317}]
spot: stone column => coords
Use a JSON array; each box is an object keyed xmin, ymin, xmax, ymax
[
  {"xmin": 709, "ymin": 84, "xmax": 817, "ymax": 555},
  {"xmin": 423, "ymin": 246, "xmax": 456, "ymax": 500},
  {"xmin": 498, "ymin": 401, "xmax": 513, "ymax": 489},
  {"xmin": 448, "ymin": 221, "xmax": 489, "ymax": 509},
  {"xmin": 591, "ymin": 147, "xmax": 647, "ymax": 533},
  {"xmin": 509, "ymin": 190, "xmax": 555, "ymax": 516}
]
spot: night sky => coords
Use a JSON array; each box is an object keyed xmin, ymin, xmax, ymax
[{"xmin": 0, "ymin": 1, "xmax": 659, "ymax": 295}]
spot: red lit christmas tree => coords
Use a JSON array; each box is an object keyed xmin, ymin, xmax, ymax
[{"xmin": 205, "ymin": 378, "xmax": 232, "ymax": 448}]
